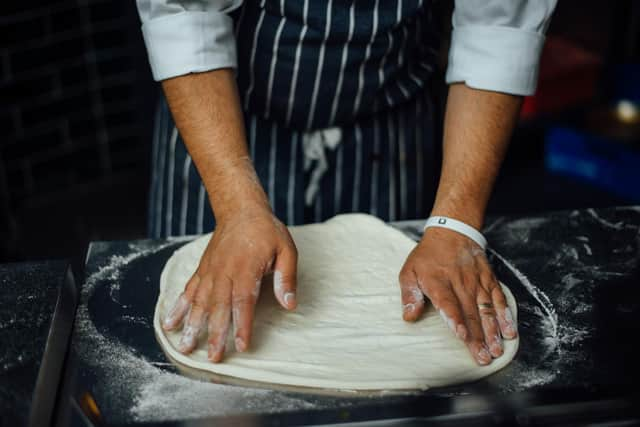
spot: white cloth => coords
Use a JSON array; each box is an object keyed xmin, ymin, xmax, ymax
[
  {"xmin": 136, "ymin": 0, "xmax": 556, "ymax": 96},
  {"xmin": 445, "ymin": 0, "xmax": 557, "ymax": 95},
  {"xmin": 155, "ymin": 214, "xmax": 519, "ymax": 391},
  {"xmin": 301, "ymin": 127, "xmax": 342, "ymax": 206}
]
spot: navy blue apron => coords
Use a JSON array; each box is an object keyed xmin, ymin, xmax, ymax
[{"xmin": 149, "ymin": 0, "xmax": 441, "ymax": 238}]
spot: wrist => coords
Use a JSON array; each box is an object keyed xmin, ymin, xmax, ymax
[
  {"xmin": 205, "ymin": 157, "xmax": 272, "ymax": 224},
  {"xmin": 429, "ymin": 202, "xmax": 485, "ymax": 231},
  {"xmin": 423, "ymin": 216, "xmax": 487, "ymax": 250}
]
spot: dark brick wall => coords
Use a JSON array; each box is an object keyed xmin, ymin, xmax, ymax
[{"xmin": 1, "ymin": 0, "xmax": 156, "ymax": 261}]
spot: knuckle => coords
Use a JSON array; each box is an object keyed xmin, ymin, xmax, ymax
[
  {"xmin": 232, "ymin": 292, "xmax": 255, "ymax": 307},
  {"xmin": 470, "ymin": 338, "xmax": 485, "ymax": 348},
  {"xmin": 208, "ymin": 301, "xmax": 227, "ymax": 315},
  {"xmin": 464, "ymin": 312, "xmax": 480, "ymax": 323},
  {"xmin": 461, "ymin": 271, "xmax": 480, "ymax": 288},
  {"xmin": 425, "ymin": 286, "xmax": 445, "ymax": 302},
  {"xmin": 492, "ymin": 287, "xmax": 507, "ymax": 303},
  {"xmin": 398, "ymin": 269, "xmax": 414, "ymax": 286},
  {"xmin": 190, "ymin": 299, "xmax": 208, "ymax": 313},
  {"xmin": 480, "ymin": 271, "xmax": 497, "ymax": 288},
  {"xmin": 286, "ymin": 243, "xmax": 299, "ymax": 259}
]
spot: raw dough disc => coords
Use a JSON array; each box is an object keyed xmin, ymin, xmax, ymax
[{"xmin": 154, "ymin": 214, "xmax": 519, "ymax": 391}]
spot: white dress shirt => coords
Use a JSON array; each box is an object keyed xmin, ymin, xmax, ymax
[{"xmin": 136, "ymin": 0, "xmax": 556, "ymax": 96}]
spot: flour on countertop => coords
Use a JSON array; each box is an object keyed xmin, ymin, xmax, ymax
[{"xmin": 77, "ymin": 242, "xmax": 325, "ymax": 423}]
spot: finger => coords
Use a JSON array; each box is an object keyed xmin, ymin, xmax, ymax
[
  {"xmin": 232, "ymin": 275, "xmax": 261, "ymax": 352},
  {"xmin": 273, "ymin": 244, "xmax": 298, "ymax": 310},
  {"xmin": 163, "ymin": 274, "xmax": 200, "ymax": 331},
  {"xmin": 177, "ymin": 285, "xmax": 210, "ymax": 354},
  {"xmin": 207, "ymin": 302, "xmax": 231, "ymax": 363},
  {"xmin": 477, "ymin": 288, "xmax": 503, "ymax": 358},
  {"xmin": 451, "ymin": 274, "xmax": 492, "ymax": 366},
  {"xmin": 399, "ymin": 267, "xmax": 425, "ymax": 321},
  {"xmin": 418, "ymin": 276, "xmax": 467, "ymax": 340},
  {"xmin": 490, "ymin": 281, "xmax": 518, "ymax": 339}
]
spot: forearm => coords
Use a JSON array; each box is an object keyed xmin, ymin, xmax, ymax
[
  {"xmin": 162, "ymin": 70, "xmax": 270, "ymax": 223},
  {"xmin": 431, "ymin": 83, "xmax": 523, "ymax": 229}
]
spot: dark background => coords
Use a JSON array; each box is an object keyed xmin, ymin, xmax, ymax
[{"xmin": 1, "ymin": 0, "xmax": 639, "ymax": 262}]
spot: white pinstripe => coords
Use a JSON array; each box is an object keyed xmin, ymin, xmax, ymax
[
  {"xmin": 268, "ymin": 123, "xmax": 277, "ymax": 208},
  {"xmin": 387, "ymin": 112, "xmax": 396, "ymax": 221},
  {"xmin": 306, "ymin": 0, "xmax": 334, "ymax": 129},
  {"xmin": 179, "ymin": 155, "xmax": 192, "ymax": 236},
  {"xmin": 395, "ymin": 24, "xmax": 410, "ymax": 98},
  {"xmin": 415, "ymin": 96, "xmax": 423, "ymax": 218},
  {"xmin": 398, "ymin": 109, "xmax": 408, "ymax": 219},
  {"xmin": 285, "ymin": 0, "xmax": 309, "ymax": 125},
  {"xmin": 379, "ymin": 32, "xmax": 394, "ymax": 106},
  {"xmin": 329, "ymin": 1, "xmax": 356, "ymax": 124},
  {"xmin": 234, "ymin": 1, "xmax": 248, "ymax": 39},
  {"xmin": 287, "ymin": 132, "xmax": 298, "ymax": 225},
  {"xmin": 154, "ymin": 103, "xmax": 168, "ymax": 237},
  {"xmin": 397, "ymin": 80, "xmax": 410, "ymax": 99},
  {"xmin": 334, "ymin": 143, "xmax": 343, "ymax": 214},
  {"xmin": 352, "ymin": 124, "xmax": 362, "ymax": 211},
  {"xmin": 353, "ymin": 0, "xmax": 379, "ymax": 115},
  {"xmin": 370, "ymin": 117, "xmax": 380, "ymax": 216},
  {"xmin": 150, "ymin": 101, "xmax": 161, "ymax": 237},
  {"xmin": 378, "ymin": 0, "xmax": 402, "ymax": 107},
  {"xmin": 250, "ymin": 115, "xmax": 257, "ymax": 160},
  {"xmin": 408, "ymin": 66, "xmax": 423, "ymax": 89},
  {"xmin": 397, "ymin": 1, "xmax": 405, "ymax": 65},
  {"xmin": 165, "ymin": 126, "xmax": 178, "ymax": 237},
  {"xmin": 265, "ymin": 0, "xmax": 287, "ymax": 117},
  {"xmin": 419, "ymin": 61, "xmax": 435, "ymax": 73},
  {"xmin": 244, "ymin": 6, "xmax": 267, "ymax": 111},
  {"xmin": 408, "ymin": 10, "xmax": 425, "ymax": 89},
  {"xmin": 197, "ymin": 182, "xmax": 205, "ymax": 234}
]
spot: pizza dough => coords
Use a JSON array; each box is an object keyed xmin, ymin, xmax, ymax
[{"xmin": 154, "ymin": 214, "xmax": 518, "ymax": 391}]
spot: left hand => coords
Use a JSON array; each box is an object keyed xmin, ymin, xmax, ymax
[{"xmin": 398, "ymin": 227, "xmax": 518, "ymax": 365}]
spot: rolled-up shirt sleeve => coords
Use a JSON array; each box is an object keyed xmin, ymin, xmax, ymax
[
  {"xmin": 446, "ymin": 0, "xmax": 557, "ymax": 95},
  {"xmin": 136, "ymin": 0, "xmax": 243, "ymax": 81}
]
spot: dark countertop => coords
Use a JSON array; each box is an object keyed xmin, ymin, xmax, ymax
[
  {"xmin": 54, "ymin": 206, "xmax": 640, "ymax": 426},
  {"xmin": 4, "ymin": 206, "xmax": 640, "ymax": 426},
  {"xmin": 0, "ymin": 261, "xmax": 76, "ymax": 427}
]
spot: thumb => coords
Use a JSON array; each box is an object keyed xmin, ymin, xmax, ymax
[
  {"xmin": 273, "ymin": 243, "xmax": 298, "ymax": 310},
  {"xmin": 399, "ymin": 266, "xmax": 425, "ymax": 322}
]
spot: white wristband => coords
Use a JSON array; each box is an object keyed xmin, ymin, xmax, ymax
[{"xmin": 423, "ymin": 216, "xmax": 487, "ymax": 250}]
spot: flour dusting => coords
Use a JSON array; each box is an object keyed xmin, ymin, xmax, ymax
[{"xmin": 77, "ymin": 242, "xmax": 323, "ymax": 424}]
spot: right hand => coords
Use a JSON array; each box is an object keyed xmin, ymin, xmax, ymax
[{"xmin": 161, "ymin": 206, "xmax": 298, "ymax": 362}]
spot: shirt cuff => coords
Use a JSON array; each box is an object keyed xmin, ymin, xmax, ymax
[
  {"xmin": 141, "ymin": 11, "xmax": 237, "ymax": 81},
  {"xmin": 446, "ymin": 25, "xmax": 546, "ymax": 96}
]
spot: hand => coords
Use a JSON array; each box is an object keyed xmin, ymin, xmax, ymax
[
  {"xmin": 398, "ymin": 227, "xmax": 517, "ymax": 365},
  {"xmin": 161, "ymin": 207, "xmax": 298, "ymax": 362}
]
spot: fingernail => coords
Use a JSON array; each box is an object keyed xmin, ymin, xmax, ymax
[
  {"xmin": 456, "ymin": 324, "xmax": 468, "ymax": 341},
  {"xmin": 503, "ymin": 307, "xmax": 518, "ymax": 337},
  {"xmin": 477, "ymin": 347, "xmax": 492, "ymax": 365},
  {"xmin": 439, "ymin": 309, "xmax": 456, "ymax": 334},
  {"xmin": 178, "ymin": 325, "xmax": 197, "ymax": 353},
  {"xmin": 253, "ymin": 279, "xmax": 261, "ymax": 299},
  {"xmin": 284, "ymin": 292, "xmax": 296, "ymax": 308},
  {"xmin": 208, "ymin": 343, "xmax": 222, "ymax": 362},
  {"xmin": 403, "ymin": 303, "xmax": 415, "ymax": 314},
  {"xmin": 164, "ymin": 296, "xmax": 187, "ymax": 329},
  {"xmin": 274, "ymin": 270, "xmax": 284, "ymax": 296},
  {"xmin": 235, "ymin": 336, "xmax": 246, "ymax": 352},
  {"xmin": 490, "ymin": 335, "xmax": 503, "ymax": 356}
]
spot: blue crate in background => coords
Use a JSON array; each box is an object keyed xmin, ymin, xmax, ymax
[{"xmin": 545, "ymin": 127, "xmax": 640, "ymax": 203}]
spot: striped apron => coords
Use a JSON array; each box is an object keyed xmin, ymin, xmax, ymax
[{"xmin": 149, "ymin": 0, "xmax": 441, "ymax": 238}]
